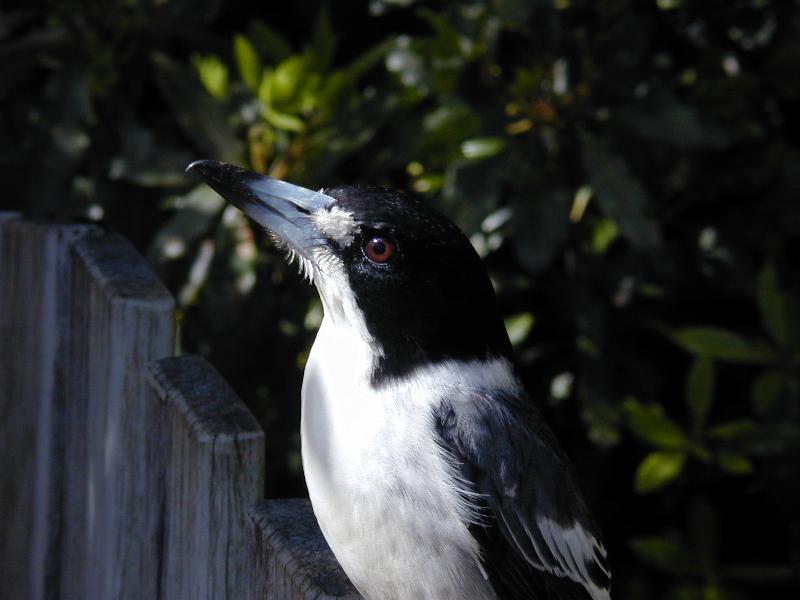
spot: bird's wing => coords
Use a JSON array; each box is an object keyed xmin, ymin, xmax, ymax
[{"xmin": 434, "ymin": 390, "xmax": 611, "ymax": 600}]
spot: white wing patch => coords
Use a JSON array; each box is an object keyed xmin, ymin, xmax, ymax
[{"xmin": 529, "ymin": 515, "xmax": 610, "ymax": 600}]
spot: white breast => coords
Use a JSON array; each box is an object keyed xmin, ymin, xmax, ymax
[{"xmin": 300, "ymin": 316, "xmax": 500, "ymax": 600}]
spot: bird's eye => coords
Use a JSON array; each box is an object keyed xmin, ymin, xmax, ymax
[{"xmin": 364, "ymin": 236, "xmax": 397, "ymax": 264}]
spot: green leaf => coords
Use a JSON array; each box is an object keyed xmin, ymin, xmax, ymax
[
  {"xmin": 248, "ymin": 20, "xmax": 293, "ymax": 64},
  {"xmin": 672, "ymin": 327, "xmax": 778, "ymax": 363},
  {"xmin": 624, "ymin": 398, "xmax": 689, "ymax": 450},
  {"xmin": 707, "ymin": 419, "xmax": 760, "ymax": 441},
  {"xmin": 591, "ymin": 218, "xmax": 619, "ymax": 254},
  {"xmin": 273, "ymin": 55, "xmax": 309, "ymax": 106},
  {"xmin": 191, "ymin": 54, "xmax": 228, "ymax": 99},
  {"xmin": 635, "ymin": 451, "xmax": 686, "ymax": 493},
  {"xmin": 717, "ymin": 451, "xmax": 754, "ymax": 475},
  {"xmin": 504, "ymin": 312, "xmax": 535, "ymax": 346},
  {"xmin": 629, "ymin": 536, "xmax": 688, "ymax": 573},
  {"xmin": 687, "ymin": 356, "xmax": 714, "ymax": 436},
  {"xmin": 461, "ymin": 137, "xmax": 506, "ymax": 160},
  {"xmin": 234, "ymin": 35, "xmax": 262, "ymax": 92},
  {"xmin": 758, "ymin": 263, "xmax": 790, "ymax": 348},
  {"xmin": 263, "ymin": 107, "xmax": 305, "ymax": 132},
  {"xmin": 751, "ymin": 370, "xmax": 783, "ymax": 416},
  {"xmin": 581, "ymin": 134, "xmax": 661, "ymax": 249}
]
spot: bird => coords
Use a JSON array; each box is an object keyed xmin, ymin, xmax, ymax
[{"xmin": 187, "ymin": 159, "xmax": 611, "ymax": 600}]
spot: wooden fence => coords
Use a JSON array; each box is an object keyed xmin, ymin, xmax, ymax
[{"xmin": 0, "ymin": 215, "xmax": 359, "ymax": 600}]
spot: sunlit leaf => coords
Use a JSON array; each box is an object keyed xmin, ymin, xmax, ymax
[
  {"xmin": 263, "ymin": 107, "xmax": 305, "ymax": 132},
  {"xmin": 672, "ymin": 328, "xmax": 778, "ymax": 363},
  {"xmin": 234, "ymin": 34, "xmax": 262, "ymax": 92},
  {"xmin": 270, "ymin": 55, "xmax": 312, "ymax": 108},
  {"xmin": 569, "ymin": 185, "xmax": 592, "ymax": 222},
  {"xmin": 191, "ymin": 54, "xmax": 228, "ymax": 99},
  {"xmin": 624, "ymin": 398, "xmax": 689, "ymax": 450},
  {"xmin": 461, "ymin": 137, "xmax": 506, "ymax": 160},
  {"xmin": 635, "ymin": 451, "xmax": 686, "ymax": 493},
  {"xmin": 758, "ymin": 263, "xmax": 790, "ymax": 348},
  {"xmin": 687, "ymin": 356, "xmax": 714, "ymax": 436},
  {"xmin": 304, "ymin": 299, "xmax": 324, "ymax": 331},
  {"xmin": 751, "ymin": 370, "xmax": 783, "ymax": 416},
  {"xmin": 504, "ymin": 312, "xmax": 535, "ymax": 346},
  {"xmin": 591, "ymin": 217, "xmax": 619, "ymax": 254}
]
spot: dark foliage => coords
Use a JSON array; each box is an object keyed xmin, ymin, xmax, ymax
[{"xmin": 2, "ymin": 1, "xmax": 799, "ymax": 597}]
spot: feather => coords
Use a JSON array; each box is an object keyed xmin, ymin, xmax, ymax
[{"xmin": 434, "ymin": 390, "xmax": 611, "ymax": 600}]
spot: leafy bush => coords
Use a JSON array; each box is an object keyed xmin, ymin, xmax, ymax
[{"xmin": 2, "ymin": 1, "xmax": 799, "ymax": 597}]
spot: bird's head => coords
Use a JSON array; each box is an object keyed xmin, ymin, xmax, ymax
[{"xmin": 188, "ymin": 160, "xmax": 512, "ymax": 383}]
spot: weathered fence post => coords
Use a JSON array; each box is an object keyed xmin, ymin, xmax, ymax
[
  {"xmin": 250, "ymin": 499, "xmax": 360, "ymax": 599},
  {"xmin": 64, "ymin": 232, "xmax": 175, "ymax": 600},
  {"xmin": 0, "ymin": 217, "xmax": 96, "ymax": 600},
  {"xmin": 148, "ymin": 354, "xmax": 265, "ymax": 599}
]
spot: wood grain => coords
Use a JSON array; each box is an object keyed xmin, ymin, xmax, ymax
[
  {"xmin": 250, "ymin": 499, "xmax": 362, "ymax": 600},
  {"xmin": 0, "ymin": 217, "xmax": 95, "ymax": 600},
  {"xmin": 65, "ymin": 232, "xmax": 175, "ymax": 600},
  {"xmin": 148, "ymin": 354, "xmax": 265, "ymax": 600}
]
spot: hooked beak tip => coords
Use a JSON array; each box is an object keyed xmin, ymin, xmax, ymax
[{"xmin": 186, "ymin": 159, "xmax": 221, "ymax": 178}]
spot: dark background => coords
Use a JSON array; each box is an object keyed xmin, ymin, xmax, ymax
[{"xmin": 2, "ymin": 1, "xmax": 800, "ymax": 597}]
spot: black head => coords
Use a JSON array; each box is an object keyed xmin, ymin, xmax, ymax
[
  {"xmin": 187, "ymin": 160, "xmax": 513, "ymax": 384},
  {"xmin": 322, "ymin": 185, "xmax": 513, "ymax": 382}
]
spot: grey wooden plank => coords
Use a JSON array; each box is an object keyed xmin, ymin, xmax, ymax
[
  {"xmin": 64, "ymin": 232, "xmax": 175, "ymax": 600},
  {"xmin": 250, "ymin": 499, "xmax": 362, "ymax": 600},
  {"xmin": 148, "ymin": 354, "xmax": 265, "ymax": 600},
  {"xmin": 0, "ymin": 219, "xmax": 95, "ymax": 600}
]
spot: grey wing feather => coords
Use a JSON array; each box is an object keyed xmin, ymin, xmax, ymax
[{"xmin": 434, "ymin": 390, "xmax": 611, "ymax": 600}]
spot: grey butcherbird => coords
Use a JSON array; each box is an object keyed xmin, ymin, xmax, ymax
[{"xmin": 187, "ymin": 160, "xmax": 611, "ymax": 600}]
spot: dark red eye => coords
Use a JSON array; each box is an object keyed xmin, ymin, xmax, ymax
[{"xmin": 364, "ymin": 237, "xmax": 396, "ymax": 264}]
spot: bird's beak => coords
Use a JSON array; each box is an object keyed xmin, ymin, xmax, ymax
[{"xmin": 186, "ymin": 160, "xmax": 334, "ymax": 259}]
